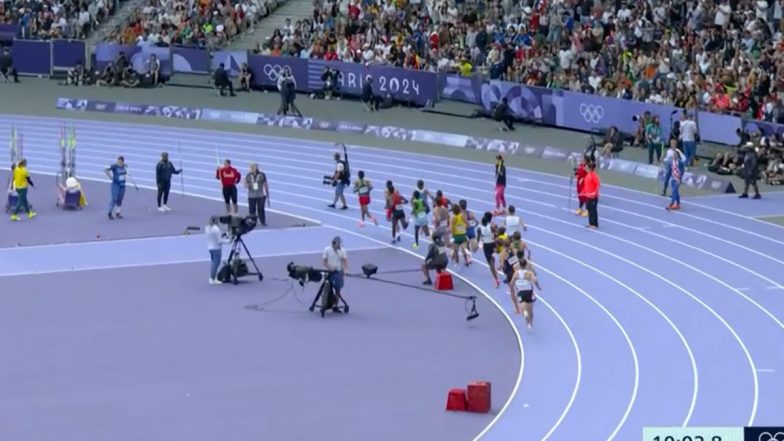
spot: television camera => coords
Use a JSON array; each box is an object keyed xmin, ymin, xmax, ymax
[
  {"xmin": 286, "ymin": 262, "xmax": 349, "ymax": 317},
  {"xmin": 215, "ymin": 215, "xmax": 263, "ymax": 285},
  {"xmin": 321, "ymin": 143, "xmax": 350, "ymax": 186}
]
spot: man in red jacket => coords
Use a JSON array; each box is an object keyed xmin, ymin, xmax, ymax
[
  {"xmin": 216, "ymin": 159, "xmax": 241, "ymax": 214},
  {"xmin": 581, "ymin": 162, "xmax": 600, "ymax": 229}
]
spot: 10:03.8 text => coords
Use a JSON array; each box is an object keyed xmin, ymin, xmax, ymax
[{"xmin": 654, "ymin": 437, "xmax": 723, "ymax": 441}]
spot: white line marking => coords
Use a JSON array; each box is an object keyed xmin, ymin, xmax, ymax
[
  {"xmin": 765, "ymin": 286, "xmax": 784, "ymax": 290},
  {"xmin": 0, "ymin": 245, "xmax": 388, "ymax": 277},
  {"xmin": 7, "ymin": 113, "xmax": 784, "ymax": 235},
  {"xmin": 737, "ymin": 288, "xmax": 752, "ymax": 292}
]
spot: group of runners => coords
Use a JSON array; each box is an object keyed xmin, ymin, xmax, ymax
[{"xmin": 350, "ymin": 154, "xmax": 541, "ymax": 329}]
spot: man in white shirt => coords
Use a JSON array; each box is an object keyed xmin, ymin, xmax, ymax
[
  {"xmin": 679, "ymin": 112, "xmax": 699, "ymax": 167},
  {"xmin": 322, "ymin": 236, "xmax": 349, "ymax": 309},
  {"xmin": 504, "ymin": 205, "xmax": 526, "ymax": 236}
]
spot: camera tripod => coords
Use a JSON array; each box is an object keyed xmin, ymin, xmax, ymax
[
  {"xmin": 220, "ymin": 235, "xmax": 264, "ymax": 285},
  {"xmin": 308, "ymin": 273, "xmax": 349, "ymax": 317}
]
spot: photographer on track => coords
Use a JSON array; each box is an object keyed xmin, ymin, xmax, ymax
[
  {"xmin": 327, "ymin": 152, "xmax": 350, "ymax": 210},
  {"xmin": 322, "ymin": 236, "xmax": 348, "ymax": 311},
  {"xmin": 214, "ymin": 63, "xmax": 236, "ymax": 97}
]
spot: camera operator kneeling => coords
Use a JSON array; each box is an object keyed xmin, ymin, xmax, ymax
[
  {"xmin": 422, "ymin": 234, "xmax": 449, "ymax": 285},
  {"xmin": 322, "ymin": 236, "xmax": 349, "ymax": 311}
]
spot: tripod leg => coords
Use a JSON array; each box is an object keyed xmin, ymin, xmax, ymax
[
  {"xmin": 309, "ymin": 281, "xmax": 324, "ymax": 312},
  {"xmin": 239, "ymin": 238, "xmax": 263, "ymax": 281}
]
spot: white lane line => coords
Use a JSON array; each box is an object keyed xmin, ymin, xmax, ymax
[
  {"xmin": 9, "ymin": 114, "xmax": 784, "ymax": 236},
  {"xmin": 0, "ymin": 245, "xmax": 388, "ymax": 278},
  {"xmin": 585, "ymin": 215, "xmax": 784, "ymax": 330},
  {"xmin": 755, "ymin": 368, "xmax": 776, "ymax": 373},
  {"xmin": 1, "ymin": 223, "xmax": 321, "ymax": 251},
  {"xmin": 24, "ymin": 151, "xmax": 784, "ymax": 335},
  {"xmin": 13, "ymin": 131, "xmax": 736, "ymax": 434},
  {"xmin": 2, "ymin": 163, "xmax": 531, "ymax": 441},
  {"xmin": 527, "ymin": 237, "xmax": 699, "ymax": 427},
  {"xmin": 765, "ymin": 286, "xmax": 784, "ymax": 290},
  {"xmin": 737, "ymin": 288, "xmax": 752, "ymax": 292},
  {"xmin": 530, "ymin": 244, "xmax": 641, "ymax": 441},
  {"xmin": 23, "ymin": 129, "xmax": 784, "ymax": 273}
]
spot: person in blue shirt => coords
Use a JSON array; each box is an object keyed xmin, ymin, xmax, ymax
[{"xmin": 104, "ymin": 156, "xmax": 129, "ymax": 220}]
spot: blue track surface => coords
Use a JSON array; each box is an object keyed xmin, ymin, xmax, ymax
[{"xmin": 2, "ymin": 115, "xmax": 783, "ymax": 440}]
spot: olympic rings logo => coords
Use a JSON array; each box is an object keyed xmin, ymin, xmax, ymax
[
  {"xmin": 758, "ymin": 432, "xmax": 784, "ymax": 441},
  {"xmin": 579, "ymin": 103, "xmax": 605, "ymax": 124},
  {"xmin": 263, "ymin": 64, "xmax": 289, "ymax": 81}
]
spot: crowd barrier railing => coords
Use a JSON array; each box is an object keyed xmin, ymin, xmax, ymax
[{"xmin": 13, "ymin": 40, "xmax": 784, "ymax": 145}]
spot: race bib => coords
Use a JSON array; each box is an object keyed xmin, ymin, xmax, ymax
[
  {"xmin": 395, "ymin": 204, "xmax": 404, "ymax": 211},
  {"xmin": 118, "ymin": 175, "xmax": 126, "ymax": 182},
  {"xmin": 416, "ymin": 212, "xmax": 427, "ymax": 221},
  {"xmin": 508, "ymin": 256, "xmax": 519, "ymax": 266},
  {"xmin": 455, "ymin": 225, "xmax": 466, "ymax": 234},
  {"xmin": 437, "ymin": 246, "xmax": 447, "ymax": 254},
  {"xmin": 359, "ymin": 186, "xmax": 369, "ymax": 194}
]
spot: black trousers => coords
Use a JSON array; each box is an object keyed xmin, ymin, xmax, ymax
[
  {"xmin": 216, "ymin": 80, "xmax": 234, "ymax": 95},
  {"xmin": 586, "ymin": 198, "xmax": 599, "ymax": 227},
  {"xmin": 249, "ymin": 196, "xmax": 266, "ymax": 225},
  {"xmin": 157, "ymin": 180, "xmax": 171, "ymax": 206},
  {"xmin": 743, "ymin": 179, "xmax": 760, "ymax": 196},
  {"xmin": 1, "ymin": 67, "xmax": 18, "ymax": 82}
]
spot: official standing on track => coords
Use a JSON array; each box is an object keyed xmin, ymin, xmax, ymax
[
  {"xmin": 105, "ymin": 156, "xmax": 128, "ymax": 220},
  {"xmin": 155, "ymin": 152, "xmax": 181, "ymax": 212},
  {"xmin": 495, "ymin": 154, "xmax": 507, "ymax": 212},
  {"xmin": 216, "ymin": 159, "xmax": 241, "ymax": 214},
  {"xmin": 245, "ymin": 163, "xmax": 269, "ymax": 226},
  {"xmin": 582, "ymin": 162, "xmax": 600, "ymax": 229},
  {"xmin": 10, "ymin": 159, "xmax": 36, "ymax": 221},
  {"xmin": 666, "ymin": 149, "xmax": 685, "ymax": 211}
]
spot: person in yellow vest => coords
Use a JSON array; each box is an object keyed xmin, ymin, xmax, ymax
[
  {"xmin": 11, "ymin": 159, "xmax": 36, "ymax": 221},
  {"xmin": 450, "ymin": 203, "xmax": 472, "ymax": 266}
]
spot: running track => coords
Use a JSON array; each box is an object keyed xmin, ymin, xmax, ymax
[{"xmin": 2, "ymin": 115, "xmax": 783, "ymax": 440}]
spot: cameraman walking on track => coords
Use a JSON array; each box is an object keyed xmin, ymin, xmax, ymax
[
  {"xmin": 245, "ymin": 163, "xmax": 270, "ymax": 226},
  {"xmin": 216, "ymin": 159, "xmax": 241, "ymax": 214},
  {"xmin": 328, "ymin": 152, "xmax": 349, "ymax": 210},
  {"xmin": 155, "ymin": 152, "xmax": 181, "ymax": 212},
  {"xmin": 322, "ymin": 236, "xmax": 348, "ymax": 311}
]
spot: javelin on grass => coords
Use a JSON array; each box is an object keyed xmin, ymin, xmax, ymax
[{"xmin": 177, "ymin": 143, "xmax": 186, "ymax": 196}]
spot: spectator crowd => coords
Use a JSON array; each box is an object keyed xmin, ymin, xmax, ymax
[
  {"xmin": 106, "ymin": 0, "xmax": 272, "ymax": 49},
  {"xmin": 251, "ymin": 0, "xmax": 784, "ymax": 126},
  {"xmin": 0, "ymin": 0, "xmax": 114, "ymax": 39}
]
